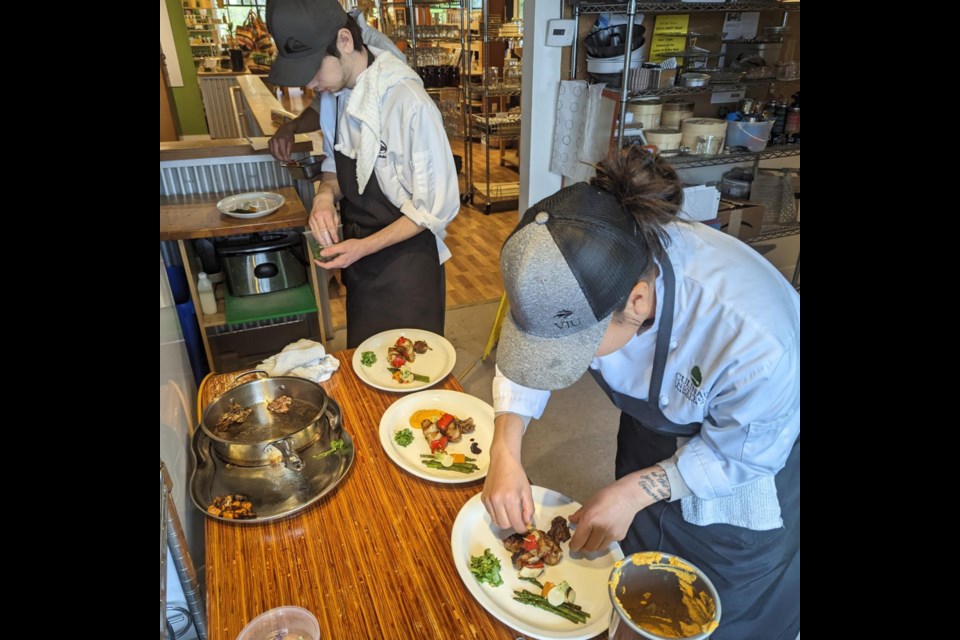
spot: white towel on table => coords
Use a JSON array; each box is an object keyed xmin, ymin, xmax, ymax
[{"xmin": 258, "ymin": 339, "xmax": 340, "ymax": 383}]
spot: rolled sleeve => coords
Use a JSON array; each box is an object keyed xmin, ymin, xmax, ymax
[
  {"xmin": 492, "ymin": 365, "xmax": 551, "ymax": 420},
  {"xmin": 674, "ymin": 347, "xmax": 800, "ymax": 500},
  {"xmin": 657, "ymin": 455, "xmax": 694, "ymax": 502}
]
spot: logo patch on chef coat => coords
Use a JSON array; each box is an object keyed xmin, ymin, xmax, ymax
[
  {"xmin": 378, "ymin": 141, "xmax": 387, "ymax": 159},
  {"xmin": 675, "ymin": 367, "xmax": 707, "ymax": 406}
]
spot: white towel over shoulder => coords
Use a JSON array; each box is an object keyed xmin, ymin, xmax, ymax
[{"xmin": 258, "ymin": 339, "xmax": 340, "ymax": 383}]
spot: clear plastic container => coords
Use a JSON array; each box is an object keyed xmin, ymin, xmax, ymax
[
  {"xmin": 304, "ymin": 226, "xmax": 343, "ymax": 263},
  {"xmin": 236, "ymin": 606, "xmax": 320, "ymax": 640},
  {"xmin": 725, "ymin": 120, "xmax": 774, "ymax": 152}
]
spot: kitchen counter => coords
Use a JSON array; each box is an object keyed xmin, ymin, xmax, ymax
[
  {"xmin": 159, "ymin": 137, "xmax": 311, "ymax": 162},
  {"xmin": 159, "ymin": 187, "xmax": 307, "ymax": 241},
  {"xmin": 196, "ymin": 67, "xmax": 249, "ymax": 77},
  {"xmin": 236, "ymin": 75, "xmax": 290, "ymax": 137},
  {"xmin": 199, "ymin": 354, "xmax": 527, "ymax": 640}
]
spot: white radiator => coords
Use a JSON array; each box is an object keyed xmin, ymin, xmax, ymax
[{"xmin": 198, "ymin": 76, "xmax": 241, "ymax": 139}]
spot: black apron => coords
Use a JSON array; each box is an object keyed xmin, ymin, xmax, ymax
[
  {"xmin": 589, "ymin": 258, "xmax": 800, "ymax": 640},
  {"xmin": 333, "ymin": 91, "xmax": 445, "ymax": 349}
]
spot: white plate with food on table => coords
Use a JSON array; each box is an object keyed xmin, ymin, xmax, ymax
[
  {"xmin": 378, "ymin": 389, "xmax": 493, "ymax": 484},
  {"xmin": 451, "ymin": 486, "xmax": 624, "ymax": 640},
  {"xmin": 352, "ymin": 329, "xmax": 456, "ymax": 392},
  {"xmin": 216, "ymin": 191, "xmax": 285, "ymax": 219}
]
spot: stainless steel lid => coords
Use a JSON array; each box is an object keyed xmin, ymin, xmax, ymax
[{"xmin": 215, "ymin": 231, "xmax": 302, "ymax": 257}]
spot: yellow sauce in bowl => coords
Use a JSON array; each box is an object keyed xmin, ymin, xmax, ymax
[{"xmin": 609, "ymin": 552, "xmax": 719, "ymax": 638}]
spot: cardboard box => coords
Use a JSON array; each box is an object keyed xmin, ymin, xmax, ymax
[{"xmin": 717, "ymin": 198, "xmax": 764, "ymax": 240}]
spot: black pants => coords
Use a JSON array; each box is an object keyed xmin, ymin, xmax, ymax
[{"xmin": 617, "ymin": 414, "xmax": 800, "ymax": 640}]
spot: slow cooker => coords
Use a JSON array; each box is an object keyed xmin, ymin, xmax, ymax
[{"xmin": 215, "ymin": 231, "xmax": 308, "ymax": 296}]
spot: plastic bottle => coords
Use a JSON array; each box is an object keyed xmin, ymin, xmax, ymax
[
  {"xmin": 197, "ymin": 272, "xmax": 218, "ymax": 316},
  {"xmin": 771, "ymin": 97, "xmax": 788, "ymax": 137},
  {"xmin": 785, "ymin": 106, "xmax": 800, "ymax": 136},
  {"xmin": 785, "ymin": 91, "xmax": 800, "ymax": 140}
]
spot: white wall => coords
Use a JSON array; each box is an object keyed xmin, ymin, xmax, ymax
[
  {"xmin": 518, "ymin": 0, "xmax": 563, "ymax": 215},
  {"xmin": 159, "ymin": 253, "xmax": 203, "ymax": 574}
]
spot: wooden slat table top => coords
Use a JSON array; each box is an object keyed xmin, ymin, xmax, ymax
[
  {"xmin": 159, "ymin": 186, "xmax": 307, "ymax": 241},
  {"xmin": 200, "ymin": 350, "xmax": 520, "ymax": 640}
]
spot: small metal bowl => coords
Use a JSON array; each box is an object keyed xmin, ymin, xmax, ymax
[
  {"xmin": 609, "ymin": 552, "xmax": 721, "ymax": 639},
  {"xmin": 680, "ymin": 73, "xmax": 711, "ymax": 88},
  {"xmin": 281, "ymin": 155, "xmax": 327, "ymax": 181}
]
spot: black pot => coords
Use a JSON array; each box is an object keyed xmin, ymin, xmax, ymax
[{"xmin": 583, "ymin": 24, "xmax": 645, "ymax": 58}]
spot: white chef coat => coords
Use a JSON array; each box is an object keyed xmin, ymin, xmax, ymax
[
  {"xmin": 306, "ymin": 28, "xmax": 458, "ymax": 263},
  {"xmin": 493, "ymin": 221, "xmax": 800, "ymax": 506}
]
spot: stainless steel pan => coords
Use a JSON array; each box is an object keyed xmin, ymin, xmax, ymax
[{"xmin": 200, "ymin": 372, "xmax": 337, "ymax": 470}]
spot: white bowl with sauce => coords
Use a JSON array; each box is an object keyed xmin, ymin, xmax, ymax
[
  {"xmin": 216, "ymin": 191, "xmax": 285, "ymax": 219},
  {"xmin": 608, "ymin": 552, "xmax": 720, "ymax": 639},
  {"xmin": 236, "ymin": 606, "xmax": 320, "ymax": 640}
]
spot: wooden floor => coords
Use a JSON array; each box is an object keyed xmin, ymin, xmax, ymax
[{"xmin": 280, "ymin": 90, "xmax": 522, "ymax": 329}]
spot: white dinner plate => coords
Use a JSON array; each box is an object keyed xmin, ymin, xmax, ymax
[
  {"xmin": 216, "ymin": 191, "xmax": 285, "ymax": 219},
  {"xmin": 352, "ymin": 329, "xmax": 455, "ymax": 392},
  {"xmin": 451, "ymin": 486, "xmax": 624, "ymax": 640},
  {"xmin": 378, "ymin": 390, "xmax": 493, "ymax": 484}
]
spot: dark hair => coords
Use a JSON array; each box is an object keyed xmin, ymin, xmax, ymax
[
  {"xmin": 325, "ymin": 14, "xmax": 364, "ymax": 58},
  {"xmin": 590, "ymin": 146, "xmax": 684, "ymax": 266}
]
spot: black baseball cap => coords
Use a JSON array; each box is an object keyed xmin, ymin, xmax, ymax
[{"xmin": 267, "ymin": 0, "xmax": 348, "ymax": 87}]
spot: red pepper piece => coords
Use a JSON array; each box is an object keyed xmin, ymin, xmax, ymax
[
  {"xmin": 436, "ymin": 413, "xmax": 455, "ymax": 432},
  {"xmin": 522, "ymin": 533, "xmax": 538, "ymax": 551},
  {"xmin": 429, "ymin": 435, "xmax": 449, "ymax": 453}
]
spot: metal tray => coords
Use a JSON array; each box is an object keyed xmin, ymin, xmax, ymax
[{"xmin": 190, "ymin": 399, "xmax": 354, "ymax": 523}]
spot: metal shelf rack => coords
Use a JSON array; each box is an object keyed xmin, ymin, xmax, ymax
[
  {"xmin": 747, "ymin": 222, "xmax": 800, "ymax": 244},
  {"xmin": 658, "ymin": 143, "xmax": 800, "ymax": 169},
  {"xmin": 465, "ymin": 1, "xmax": 522, "ymax": 214},
  {"xmin": 576, "ymin": 2, "xmax": 800, "ymax": 14},
  {"xmin": 381, "ymin": 0, "xmax": 466, "ymax": 69},
  {"xmin": 620, "ymin": 76, "xmax": 798, "ymax": 97},
  {"xmin": 468, "ymin": 84, "xmax": 522, "ymax": 98},
  {"xmin": 570, "ymin": 1, "xmax": 800, "ymax": 149}
]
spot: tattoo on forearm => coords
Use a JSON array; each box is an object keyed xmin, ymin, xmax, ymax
[{"xmin": 637, "ymin": 470, "xmax": 671, "ymax": 502}]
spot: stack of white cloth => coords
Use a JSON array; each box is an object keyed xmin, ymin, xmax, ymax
[{"xmin": 257, "ymin": 339, "xmax": 340, "ymax": 383}]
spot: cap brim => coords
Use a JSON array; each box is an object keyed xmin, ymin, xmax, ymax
[
  {"xmin": 497, "ymin": 310, "xmax": 612, "ymax": 391},
  {"xmin": 267, "ymin": 49, "xmax": 326, "ymax": 87}
]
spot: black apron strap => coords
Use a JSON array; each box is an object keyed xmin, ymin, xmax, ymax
[
  {"xmin": 648, "ymin": 257, "xmax": 676, "ymax": 405},
  {"xmin": 587, "ymin": 257, "xmax": 700, "ymax": 437}
]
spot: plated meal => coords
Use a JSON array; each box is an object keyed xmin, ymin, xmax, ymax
[
  {"xmin": 216, "ymin": 191, "xmax": 285, "ymax": 219},
  {"xmin": 353, "ymin": 329, "xmax": 455, "ymax": 392},
  {"xmin": 378, "ymin": 390, "xmax": 493, "ymax": 483},
  {"xmin": 451, "ymin": 486, "xmax": 624, "ymax": 640}
]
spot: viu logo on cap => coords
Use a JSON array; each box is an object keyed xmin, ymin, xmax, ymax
[{"xmin": 553, "ymin": 309, "xmax": 580, "ymax": 330}]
